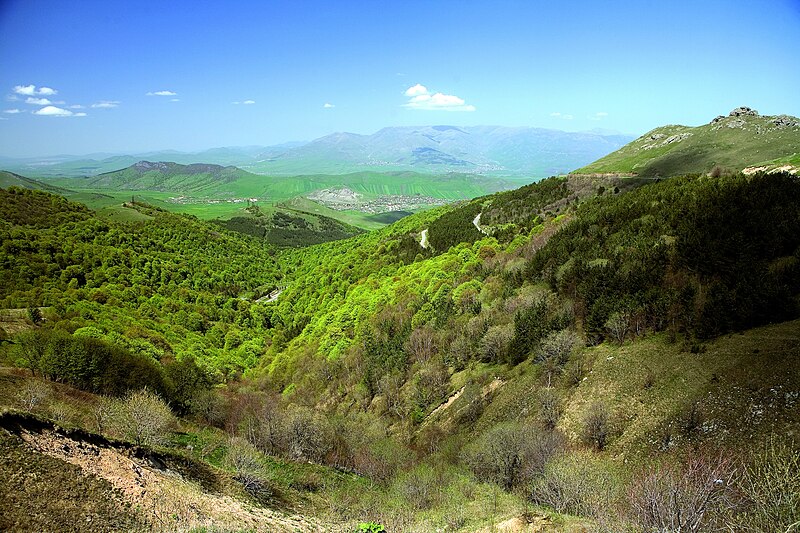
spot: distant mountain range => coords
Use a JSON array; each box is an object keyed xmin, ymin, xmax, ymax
[
  {"xmin": 0, "ymin": 126, "xmax": 634, "ymax": 178},
  {"xmin": 248, "ymin": 125, "xmax": 634, "ymax": 176},
  {"xmin": 575, "ymin": 107, "xmax": 800, "ymax": 176}
]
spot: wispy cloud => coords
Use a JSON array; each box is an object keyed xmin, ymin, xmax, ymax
[
  {"xmin": 33, "ymin": 105, "xmax": 86, "ymax": 117},
  {"xmin": 14, "ymin": 84, "xmax": 57, "ymax": 96},
  {"xmin": 323, "ymin": 102, "xmax": 335, "ymax": 108},
  {"xmin": 3, "ymin": 109, "xmax": 22, "ymax": 114},
  {"xmin": 146, "ymin": 90, "xmax": 177, "ymax": 96},
  {"xmin": 550, "ymin": 112, "xmax": 574, "ymax": 120},
  {"xmin": 588, "ymin": 112, "xmax": 609, "ymax": 121},
  {"xmin": 232, "ymin": 99, "xmax": 256, "ymax": 105},
  {"xmin": 403, "ymin": 84, "xmax": 475, "ymax": 112},
  {"xmin": 69, "ymin": 104, "xmax": 85, "ymax": 109},
  {"xmin": 91, "ymin": 100, "xmax": 120, "ymax": 108}
]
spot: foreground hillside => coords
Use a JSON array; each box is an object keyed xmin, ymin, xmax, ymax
[
  {"xmin": 575, "ymin": 107, "xmax": 800, "ymax": 177},
  {"xmin": 1, "ymin": 172, "xmax": 799, "ymax": 530}
]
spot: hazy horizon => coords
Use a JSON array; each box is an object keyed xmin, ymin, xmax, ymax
[
  {"xmin": 0, "ymin": 123, "xmax": 635, "ymax": 161},
  {"xmin": 1, "ymin": 0, "xmax": 799, "ymax": 158}
]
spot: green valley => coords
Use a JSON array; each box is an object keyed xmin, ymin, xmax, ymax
[{"xmin": 2, "ymin": 154, "xmax": 800, "ymax": 530}]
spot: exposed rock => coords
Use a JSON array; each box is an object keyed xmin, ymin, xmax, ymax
[
  {"xmin": 773, "ymin": 115, "xmax": 800, "ymax": 128},
  {"xmin": 640, "ymin": 132, "xmax": 692, "ymax": 150},
  {"xmin": 726, "ymin": 118, "xmax": 746, "ymax": 129},
  {"xmin": 711, "ymin": 115, "xmax": 726, "ymax": 124},
  {"xmin": 728, "ymin": 106, "xmax": 758, "ymax": 117},
  {"xmin": 133, "ymin": 161, "xmax": 169, "ymax": 172},
  {"xmin": 664, "ymin": 133, "xmax": 692, "ymax": 144}
]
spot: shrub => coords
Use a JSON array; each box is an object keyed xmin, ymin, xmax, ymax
[
  {"xmin": 15, "ymin": 379, "xmax": 50, "ymax": 411},
  {"xmin": 225, "ymin": 436, "xmax": 271, "ymax": 499},
  {"xmin": 110, "ymin": 388, "xmax": 174, "ymax": 447},
  {"xmin": 463, "ymin": 423, "xmax": 566, "ymax": 491},
  {"xmin": 479, "ymin": 324, "xmax": 513, "ymax": 363},
  {"xmin": 729, "ymin": 439, "xmax": 800, "ymax": 532},
  {"xmin": 283, "ymin": 406, "xmax": 332, "ymax": 462},
  {"xmin": 627, "ymin": 454, "xmax": 737, "ymax": 532},
  {"xmin": 529, "ymin": 452, "xmax": 619, "ymax": 517},
  {"xmin": 582, "ymin": 400, "xmax": 611, "ymax": 450},
  {"xmin": 392, "ymin": 464, "xmax": 441, "ymax": 510},
  {"xmin": 538, "ymin": 387, "xmax": 562, "ymax": 430}
]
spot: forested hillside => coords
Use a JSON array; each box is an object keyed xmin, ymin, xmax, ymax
[
  {"xmin": 1, "ymin": 173, "xmax": 799, "ymax": 531},
  {"xmin": 1, "ymin": 187, "xmax": 283, "ymax": 377}
]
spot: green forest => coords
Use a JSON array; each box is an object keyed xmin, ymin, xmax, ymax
[{"xmin": 1, "ymin": 172, "xmax": 799, "ymax": 531}]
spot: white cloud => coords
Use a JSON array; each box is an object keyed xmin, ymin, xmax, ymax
[
  {"xmin": 170, "ymin": 98, "xmax": 180, "ymax": 102},
  {"xmin": 25, "ymin": 97, "xmax": 52, "ymax": 105},
  {"xmin": 588, "ymin": 112, "xmax": 608, "ymax": 121},
  {"xmin": 550, "ymin": 112, "xmax": 574, "ymax": 120},
  {"xmin": 243, "ymin": 100, "xmax": 255, "ymax": 105},
  {"xmin": 33, "ymin": 105, "xmax": 86, "ymax": 117},
  {"xmin": 13, "ymin": 84, "xmax": 58, "ymax": 96},
  {"xmin": 323, "ymin": 102, "xmax": 335, "ymax": 108},
  {"xmin": 91, "ymin": 100, "xmax": 120, "ymax": 108},
  {"xmin": 13, "ymin": 84, "xmax": 37, "ymax": 96},
  {"xmin": 3, "ymin": 109, "xmax": 22, "ymax": 114},
  {"xmin": 147, "ymin": 90, "xmax": 177, "ymax": 96},
  {"xmin": 403, "ymin": 87, "xmax": 476, "ymax": 112},
  {"xmin": 404, "ymin": 84, "xmax": 429, "ymax": 97},
  {"xmin": 6, "ymin": 95, "xmax": 19, "ymax": 101},
  {"xmin": 69, "ymin": 104, "xmax": 85, "ymax": 109}
]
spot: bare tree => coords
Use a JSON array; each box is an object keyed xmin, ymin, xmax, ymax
[
  {"xmin": 628, "ymin": 454, "xmax": 737, "ymax": 532},
  {"xmin": 111, "ymin": 388, "xmax": 175, "ymax": 447},
  {"xmin": 225, "ymin": 436, "xmax": 271, "ymax": 498},
  {"xmin": 15, "ymin": 379, "xmax": 50, "ymax": 411},
  {"xmin": 406, "ymin": 326, "xmax": 437, "ymax": 364},
  {"xmin": 605, "ymin": 312, "xmax": 630, "ymax": 344},
  {"xmin": 729, "ymin": 439, "xmax": 800, "ymax": 532},
  {"xmin": 537, "ymin": 329, "xmax": 582, "ymax": 386},
  {"xmin": 582, "ymin": 401, "xmax": 611, "ymax": 450},
  {"xmin": 284, "ymin": 407, "xmax": 332, "ymax": 462},
  {"xmin": 538, "ymin": 387, "xmax": 562, "ymax": 430}
]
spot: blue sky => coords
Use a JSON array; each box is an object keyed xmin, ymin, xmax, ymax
[{"xmin": 1, "ymin": 0, "xmax": 799, "ymax": 157}]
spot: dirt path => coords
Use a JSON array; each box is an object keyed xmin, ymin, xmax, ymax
[{"xmin": 473, "ymin": 212, "xmax": 489, "ymax": 235}]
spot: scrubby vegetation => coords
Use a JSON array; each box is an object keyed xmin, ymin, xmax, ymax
[{"xmin": 1, "ymin": 171, "xmax": 799, "ymax": 530}]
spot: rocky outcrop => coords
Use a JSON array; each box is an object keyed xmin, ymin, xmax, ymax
[
  {"xmin": 773, "ymin": 115, "xmax": 800, "ymax": 128},
  {"xmin": 728, "ymin": 106, "xmax": 759, "ymax": 117}
]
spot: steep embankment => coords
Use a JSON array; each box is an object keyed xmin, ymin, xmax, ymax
[{"xmin": 574, "ymin": 107, "xmax": 800, "ymax": 177}]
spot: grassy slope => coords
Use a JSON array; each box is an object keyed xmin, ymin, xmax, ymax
[
  {"xmin": 575, "ymin": 113, "xmax": 800, "ymax": 176},
  {"xmin": 435, "ymin": 318, "xmax": 800, "ymax": 464},
  {"xmin": 0, "ymin": 170, "xmax": 72, "ymax": 193}
]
